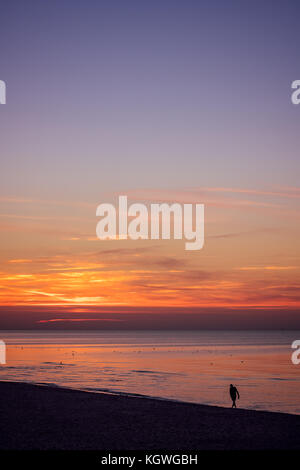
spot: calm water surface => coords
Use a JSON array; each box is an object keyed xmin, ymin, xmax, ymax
[{"xmin": 0, "ymin": 330, "xmax": 299, "ymax": 414}]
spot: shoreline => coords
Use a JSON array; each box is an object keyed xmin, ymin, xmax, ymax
[
  {"xmin": 1, "ymin": 380, "xmax": 300, "ymax": 450},
  {"xmin": 0, "ymin": 378, "xmax": 299, "ymax": 417}
]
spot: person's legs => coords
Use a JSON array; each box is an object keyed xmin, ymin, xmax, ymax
[{"xmin": 232, "ymin": 399, "xmax": 236, "ymax": 408}]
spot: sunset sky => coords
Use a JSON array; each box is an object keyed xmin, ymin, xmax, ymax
[{"xmin": 1, "ymin": 1, "xmax": 300, "ymax": 328}]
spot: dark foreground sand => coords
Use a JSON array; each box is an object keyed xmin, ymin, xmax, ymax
[{"xmin": 0, "ymin": 381, "xmax": 300, "ymax": 450}]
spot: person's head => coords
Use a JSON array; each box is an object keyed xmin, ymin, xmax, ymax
[{"xmin": 230, "ymin": 384, "xmax": 233, "ymax": 388}]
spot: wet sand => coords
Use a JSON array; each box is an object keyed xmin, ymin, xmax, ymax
[{"xmin": 0, "ymin": 381, "xmax": 300, "ymax": 450}]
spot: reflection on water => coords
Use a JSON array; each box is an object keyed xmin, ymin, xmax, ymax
[{"xmin": 0, "ymin": 330, "xmax": 299, "ymax": 414}]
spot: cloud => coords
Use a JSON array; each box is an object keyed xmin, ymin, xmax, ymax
[
  {"xmin": 198, "ymin": 186, "xmax": 300, "ymax": 199},
  {"xmin": 8, "ymin": 259, "xmax": 33, "ymax": 264},
  {"xmin": 36, "ymin": 318, "xmax": 124, "ymax": 323},
  {"xmin": 0, "ymin": 196, "xmax": 94, "ymax": 208},
  {"xmin": 125, "ymin": 188, "xmax": 283, "ymax": 209},
  {"xmin": 238, "ymin": 266, "xmax": 298, "ymax": 271}
]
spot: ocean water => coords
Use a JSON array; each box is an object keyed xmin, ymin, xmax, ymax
[{"xmin": 0, "ymin": 330, "xmax": 299, "ymax": 415}]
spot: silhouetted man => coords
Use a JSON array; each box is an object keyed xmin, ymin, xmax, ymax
[{"xmin": 230, "ymin": 384, "xmax": 240, "ymax": 408}]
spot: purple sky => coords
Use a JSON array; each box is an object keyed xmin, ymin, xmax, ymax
[{"xmin": 1, "ymin": 0, "xmax": 300, "ymax": 202}]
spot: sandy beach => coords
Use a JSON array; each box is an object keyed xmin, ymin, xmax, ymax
[{"xmin": 0, "ymin": 381, "xmax": 300, "ymax": 451}]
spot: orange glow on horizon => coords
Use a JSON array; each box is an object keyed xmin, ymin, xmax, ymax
[{"xmin": 0, "ymin": 186, "xmax": 300, "ymax": 319}]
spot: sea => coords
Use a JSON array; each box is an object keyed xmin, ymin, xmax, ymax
[{"xmin": 0, "ymin": 330, "xmax": 299, "ymax": 414}]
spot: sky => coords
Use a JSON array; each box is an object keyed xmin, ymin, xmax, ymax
[{"xmin": 0, "ymin": 0, "xmax": 300, "ymax": 329}]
